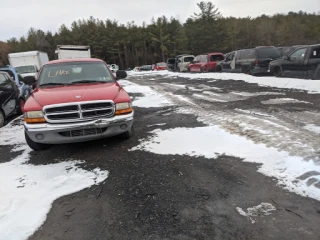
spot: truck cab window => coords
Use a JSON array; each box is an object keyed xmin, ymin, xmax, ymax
[
  {"xmin": 310, "ymin": 47, "xmax": 320, "ymax": 59},
  {"xmin": 290, "ymin": 48, "xmax": 307, "ymax": 61}
]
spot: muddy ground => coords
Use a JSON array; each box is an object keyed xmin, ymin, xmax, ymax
[{"xmin": 7, "ymin": 74, "xmax": 320, "ymax": 239}]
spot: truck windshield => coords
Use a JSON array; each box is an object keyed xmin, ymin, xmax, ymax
[
  {"xmin": 38, "ymin": 62, "xmax": 114, "ymax": 87},
  {"xmin": 15, "ymin": 65, "xmax": 36, "ymax": 74}
]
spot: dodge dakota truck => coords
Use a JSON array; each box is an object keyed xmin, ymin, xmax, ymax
[
  {"xmin": 23, "ymin": 58, "xmax": 133, "ymax": 151},
  {"xmin": 269, "ymin": 44, "xmax": 320, "ymax": 79}
]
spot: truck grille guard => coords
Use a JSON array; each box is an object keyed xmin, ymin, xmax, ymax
[{"xmin": 43, "ymin": 100, "xmax": 115, "ymax": 123}]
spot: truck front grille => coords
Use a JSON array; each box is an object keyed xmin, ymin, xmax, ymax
[
  {"xmin": 43, "ymin": 101, "xmax": 114, "ymax": 123},
  {"xmin": 59, "ymin": 127, "xmax": 108, "ymax": 137}
]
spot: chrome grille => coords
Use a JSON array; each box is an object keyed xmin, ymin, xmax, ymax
[{"xmin": 43, "ymin": 100, "xmax": 114, "ymax": 123}]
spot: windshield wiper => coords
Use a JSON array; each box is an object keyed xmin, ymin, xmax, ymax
[
  {"xmin": 70, "ymin": 80, "xmax": 106, "ymax": 84},
  {"xmin": 40, "ymin": 83, "xmax": 67, "ymax": 87}
]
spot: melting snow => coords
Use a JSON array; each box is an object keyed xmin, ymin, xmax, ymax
[
  {"xmin": 119, "ymin": 80, "xmax": 172, "ymax": 108},
  {"xmin": 127, "ymin": 70, "xmax": 320, "ymax": 93},
  {"xmin": 236, "ymin": 203, "xmax": 276, "ymax": 224},
  {"xmin": 303, "ymin": 124, "xmax": 320, "ymax": 134},
  {"xmin": 0, "ymin": 119, "xmax": 109, "ymax": 240},
  {"xmin": 261, "ymin": 98, "xmax": 312, "ymax": 105},
  {"xmin": 131, "ymin": 126, "xmax": 320, "ymax": 201}
]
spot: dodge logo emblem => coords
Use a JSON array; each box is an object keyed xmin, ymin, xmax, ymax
[{"xmin": 75, "ymin": 95, "xmax": 81, "ymax": 99}]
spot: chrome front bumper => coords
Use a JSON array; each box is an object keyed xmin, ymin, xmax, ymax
[{"xmin": 24, "ymin": 112, "xmax": 134, "ymax": 144}]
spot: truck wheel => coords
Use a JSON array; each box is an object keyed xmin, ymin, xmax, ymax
[
  {"xmin": 120, "ymin": 126, "xmax": 133, "ymax": 140},
  {"xmin": 25, "ymin": 131, "xmax": 50, "ymax": 151},
  {"xmin": 273, "ymin": 67, "xmax": 282, "ymax": 77},
  {"xmin": 216, "ymin": 66, "xmax": 222, "ymax": 72},
  {"xmin": 0, "ymin": 110, "xmax": 4, "ymax": 128}
]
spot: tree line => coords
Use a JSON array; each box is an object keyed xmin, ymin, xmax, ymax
[{"xmin": 1, "ymin": 1, "xmax": 319, "ymax": 69}]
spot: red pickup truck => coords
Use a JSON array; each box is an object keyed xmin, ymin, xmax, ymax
[
  {"xmin": 189, "ymin": 53, "xmax": 225, "ymax": 73},
  {"xmin": 23, "ymin": 58, "xmax": 134, "ymax": 151}
]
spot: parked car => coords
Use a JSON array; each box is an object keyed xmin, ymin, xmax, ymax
[
  {"xmin": 176, "ymin": 55, "xmax": 195, "ymax": 72},
  {"xmin": 215, "ymin": 51, "xmax": 236, "ymax": 72},
  {"xmin": 23, "ymin": 58, "xmax": 133, "ymax": 151},
  {"xmin": 269, "ymin": 44, "xmax": 320, "ymax": 79},
  {"xmin": 189, "ymin": 53, "xmax": 225, "ymax": 73},
  {"xmin": 154, "ymin": 62, "xmax": 167, "ymax": 70},
  {"xmin": 166, "ymin": 58, "xmax": 175, "ymax": 71},
  {"xmin": 139, "ymin": 65, "xmax": 153, "ymax": 71},
  {"xmin": 233, "ymin": 46, "xmax": 281, "ymax": 75},
  {"xmin": 0, "ymin": 71, "xmax": 22, "ymax": 127},
  {"xmin": 0, "ymin": 65, "xmax": 32, "ymax": 104},
  {"xmin": 277, "ymin": 45, "xmax": 307, "ymax": 57}
]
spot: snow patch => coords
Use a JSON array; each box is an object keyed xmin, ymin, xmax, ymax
[
  {"xmin": 119, "ymin": 80, "xmax": 172, "ymax": 108},
  {"xmin": 303, "ymin": 124, "xmax": 320, "ymax": 134},
  {"xmin": 261, "ymin": 98, "xmax": 312, "ymax": 105},
  {"xmin": 130, "ymin": 126, "xmax": 320, "ymax": 201},
  {"xmin": 236, "ymin": 203, "xmax": 276, "ymax": 223},
  {"xmin": 147, "ymin": 123, "xmax": 167, "ymax": 127},
  {"xmin": 128, "ymin": 70, "xmax": 320, "ymax": 93},
  {"xmin": 0, "ymin": 120, "xmax": 109, "ymax": 240}
]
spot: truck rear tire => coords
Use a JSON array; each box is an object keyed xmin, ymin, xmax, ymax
[{"xmin": 25, "ymin": 131, "xmax": 50, "ymax": 151}]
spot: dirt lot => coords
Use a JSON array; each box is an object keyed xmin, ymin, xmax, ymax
[{"xmin": 1, "ymin": 73, "xmax": 320, "ymax": 240}]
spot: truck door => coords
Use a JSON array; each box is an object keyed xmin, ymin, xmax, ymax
[
  {"xmin": 306, "ymin": 46, "xmax": 320, "ymax": 79},
  {"xmin": 223, "ymin": 52, "xmax": 235, "ymax": 72},
  {"xmin": 0, "ymin": 73, "xmax": 17, "ymax": 116},
  {"xmin": 284, "ymin": 47, "xmax": 308, "ymax": 78}
]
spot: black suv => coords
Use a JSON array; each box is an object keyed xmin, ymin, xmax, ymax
[
  {"xmin": 236, "ymin": 46, "xmax": 281, "ymax": 75},
  {"xmin": 215, "ymin": 47, "xmax": 281, "ymax": 75},
  {"xmin": 0, "ymin": 71, "xmax": 21, "ymax": 127}
]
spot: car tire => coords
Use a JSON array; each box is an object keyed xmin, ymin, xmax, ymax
[
  {"xmin": 25, "ymin": 131, "xmax": 50, "ymax": 151},
  {"xmin": 17, "ymin": 98, "xmax": 25, "ymax": 115},
  {"xmin": 0, "ymin": 110, "xmax": 4, "ymax": 128},
  {"xmin": 273, "ymin": 67, "xmax": 282, "ymax": 77},
  {"xmin": 120, "ymin": 126, "xmax": 133, "ymax": 140}
]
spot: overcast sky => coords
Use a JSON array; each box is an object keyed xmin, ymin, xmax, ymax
[{"xmin": 2, "ymin": 0, "xmax": 319, "ymax": 41}]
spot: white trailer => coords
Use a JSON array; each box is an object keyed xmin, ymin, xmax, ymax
[
  {"xmin": 8, "ymin": 51, "xmax": 49, "ymax": 77},
  {"xmin": 55, "ymin": 45, "xmax": 91, "ymax": 59}
]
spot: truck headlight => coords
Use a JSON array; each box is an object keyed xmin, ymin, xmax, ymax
[
  {"xmin": 24, "ymin": 111, "xmax": 46, "ymax": 123},
  {"xmin": 115, "ymin": 102, "xmax": 133, "ymax": 115}
]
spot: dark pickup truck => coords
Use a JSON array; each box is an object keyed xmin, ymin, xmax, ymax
[{"xmin": 269, "ymin": 44, "xmax": 320, "ymax": 79}]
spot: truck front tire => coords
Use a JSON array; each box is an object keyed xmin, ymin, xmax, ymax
[{"xmin": 25, "ymin": 131, "xmax": 50, "ymax": 151}]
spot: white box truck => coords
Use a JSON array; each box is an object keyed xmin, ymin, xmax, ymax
[
  {"xmin": 55, "ymin": 45, "xmax": 91, "ymax": 59},
  {"xmin": 8, "ymin": 51, "xmax": 49, "ymax": 77}
]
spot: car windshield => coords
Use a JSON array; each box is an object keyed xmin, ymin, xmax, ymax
[
  {"xmin": 15, "ymin": 65, "xmax": 36, "ymax": 74},
  {"xmin": 257, "ymin": 47, "xmax": 280, "ymax": 59},
  {"xmin": 38, "ymin": 62, "xmax": 114, "ymax": 87}
]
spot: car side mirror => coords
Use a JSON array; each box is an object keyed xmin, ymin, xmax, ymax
[{"xmin": 116, "ymin": 70, "xmax": 127, "ymax": 79}]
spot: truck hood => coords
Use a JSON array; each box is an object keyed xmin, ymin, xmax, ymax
[{"xmin": 32, "ymin": 82, "xmax": 121, "ymax": 107}]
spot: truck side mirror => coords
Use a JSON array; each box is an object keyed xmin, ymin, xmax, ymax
[{"xmin": 116, "ymin": 70, "xmax": 127, "ymax": 79}]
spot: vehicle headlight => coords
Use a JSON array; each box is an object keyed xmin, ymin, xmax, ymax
[
  {"xmin": 115, "ymin": 102, "xmax": 133, "ymax": 115},
  {"xmin": 24, "ymin": 111, "xmax": 46, "ymax": 123}
]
